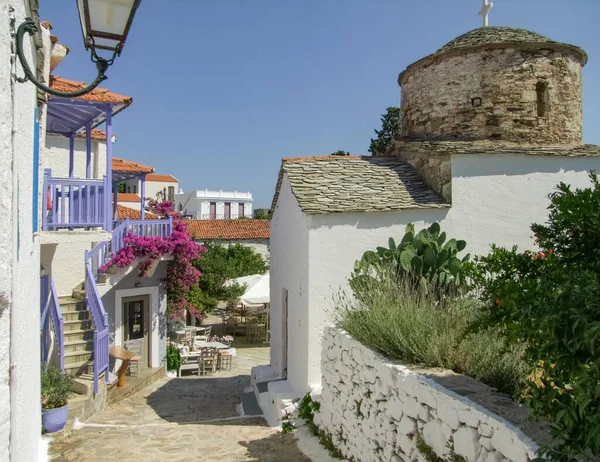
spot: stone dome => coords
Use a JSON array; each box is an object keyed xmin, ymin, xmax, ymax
[{"xmin": 397, "ymin": 26, "xmax": 587, "ymax": 145}]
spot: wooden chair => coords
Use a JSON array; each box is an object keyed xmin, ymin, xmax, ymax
[
  {"xmin": 219, "ymin": 350, "xmax": 233, "ymax": 371},
  {"xmin": 196, "ymin": 325, "xmax": 211, "ymax": 342},
  {"xmin": 198, "ymin": 347, "xmax": 217, "ymax": 376},
  {"xmin": 246, "ymin": 320, "xmax": 266, "ymax": 343},
  {"xmin": 124, "ymin": 339, "xmax": 143, "ymax": 377},
  {"xmin": 178, "ymin": 346, "xmax": 200, "ymax": 377}
]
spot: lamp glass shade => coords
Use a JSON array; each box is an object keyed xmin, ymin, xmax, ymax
[{"xmin": 77, "ymin": 0, "xmax": 141, "ymax": 53}]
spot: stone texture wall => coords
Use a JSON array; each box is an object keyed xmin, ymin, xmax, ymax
[
  {"xmin": 399, "ymin": 47, "xmax": 583, "ymax": 144},
  {"xmin": 315, "ymin": 327, "xmax": 545, "ymax": 462}
]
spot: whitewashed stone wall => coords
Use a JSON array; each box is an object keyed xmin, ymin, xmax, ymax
[{"xmin": 315, "ymin": 327, "xmax": 544, "ymax": 462}]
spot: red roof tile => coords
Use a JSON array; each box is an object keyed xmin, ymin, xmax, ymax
[
  {"xmin": 146, "ymin": 174, "xmax": 178, "ymax": 183},
  {"xmin": 49, "ymin": 76, "xmax": 133, "ymax": 106},
  {"xmin": 117, "ymin": 193, "xmax": 141, "ymax": 202},
  {"xmin": 112, "ymin": 157, "xmax": 154, "ymax": 174},
  {"xmin": 115, "ymin": 205, "xmax": 159, "ymax": 220},
  {"xmin": 76, "ymin": 129, "xmax": 109, "ymax": 141},
  {"xmin": 186, "ymin": 220, "xmax": 270, "ymax": 240}
]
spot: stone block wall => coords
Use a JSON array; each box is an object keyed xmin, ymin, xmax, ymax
[
  {"xmin": 399, "ymin": 48, "xmax": 583, "ymax": 144},
  {"xmin": 315, "ymin": 326, "xmax": 546, "ymax": 462}
]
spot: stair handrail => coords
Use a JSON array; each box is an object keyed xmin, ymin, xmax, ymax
[
  {"xmin": 85, "ymin": 262, "xmax": 109, "ymax": 394},
  {"xmin": 40, "ymin": 274, "xmax": 65, "ymax": 371}
]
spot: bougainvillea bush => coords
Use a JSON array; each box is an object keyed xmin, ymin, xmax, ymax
[
  {"xmin": 467, "ymin": 173, "xmax": 600, "ymax": 460},
  {"xmin": 101, "ymin": 198, "xmax": 205, "ymax": 320}
]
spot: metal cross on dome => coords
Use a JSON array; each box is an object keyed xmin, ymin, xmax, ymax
[{"xmin": 478, "ymin": 0, "xmax": 494, "ymax": 27}]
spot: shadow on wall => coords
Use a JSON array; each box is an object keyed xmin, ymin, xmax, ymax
[
  {"xmin": 453, "ymin": 154, "xmax": 600, "ymax": 179},
  {"xmin": 145, "ymin": 375, "xmax": 252, "ymax": 424},
  {"xmin": 310, "ymin": 209, "xmax": 449, "ymax": 231}
]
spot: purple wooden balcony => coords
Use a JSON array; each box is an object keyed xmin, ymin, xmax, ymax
[{"xmin": 42, "ymin": 169, "xmax": 108, "ymax": 231}]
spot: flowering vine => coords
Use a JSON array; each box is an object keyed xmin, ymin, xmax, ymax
[{"xmin": 100, "ymin": 198, "xmax": 206, "ymax": 320}]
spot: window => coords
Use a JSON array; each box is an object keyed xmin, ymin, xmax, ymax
[
  {"xmin": 127, "ymin": 186, "xmax": 131, "ymax": 193},
  {"xmin": 209, "ymin": 202, "xmax": 216, "ymax": 219},
  {"xmin": 133, "ymin": 185, "xmax": 137, "ymax": 194},
  {"xmin": 239, "ymin": 203, "xmax": 245, "ymax": 217},
  {"xmin": 168, "ymin": 186, "xmax": 175, "ymax": 202},
  {"xmin": 224, "ymin": 202, "xmax": 231, "ymax": 219},
  {"xmin": 178, "ymin": 203, "xmax": 183, "ymax": 212},
  {"xmin": 536, "ymin": 80, "xmax": 549, "ymax": 117}
]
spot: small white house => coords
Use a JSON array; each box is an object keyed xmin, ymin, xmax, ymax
[
  {"xmin": 123, "ymin": 173, "xmax": 179, "ymax": 202},
  {"xmin": 251, "ymin": 25, "xmax": 600, "ymax": 422},
  {"xmin": 176, "ymin": 189, "xmax": 253, "ymax": 219}
]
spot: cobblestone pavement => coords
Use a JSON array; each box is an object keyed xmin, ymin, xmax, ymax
[{"xmin": 49, "ymin": 345, "xmax": 310, "ymax": 462}]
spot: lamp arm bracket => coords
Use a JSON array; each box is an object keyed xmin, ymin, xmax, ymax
[{"xmin": 16, "ymin": 18, "xmax": 110, "ymax": 98}]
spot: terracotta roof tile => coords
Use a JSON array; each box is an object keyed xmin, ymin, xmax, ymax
[
  {"xmin": 49, "ymin": 76, "xmax": 133, "ymax": 106},
  {"xmin": 117, "ymin": 193, "xmax": 141, "ymax": 202},
  {"xmin": 116, "ymin": 205, "xmax": 159, "ymax": 220},
  {"xmin": 112, "ymin": 157, "xmax": 154, "ymax": 174},
  {"xmin": 146, "ymin": 173, "xmax": 178, "ymax": 183},
  {"xmin": 76, "ymin": 129, "xmax": 109, "ymax": 141},
  {"xmin": 186, "ymin": 220, "xmax": 270, "ymax": 240},
  {"xmin": 271, "ymin": 156, "xmax": 449, "ymax": 214}
]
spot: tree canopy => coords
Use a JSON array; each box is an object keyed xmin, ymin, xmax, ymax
[
  {"xmin": 330, "ymin": 150, "xmax": 350, "ymax": 156},
  {"xmin": 368, "ymin": 107, "xmax": 401, "ymax": 155},
  {"xmin": 191, "ymin": 241, "xmax": 269, "ymax": 313}
]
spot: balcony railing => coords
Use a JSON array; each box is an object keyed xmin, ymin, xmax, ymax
[
  {"xmin": 43, "ymin": 169, "xmax": 107, "ymax": 231},
  {"xmin": 200, "ymin": 213, "xmax": 249, "ymax": 220}
]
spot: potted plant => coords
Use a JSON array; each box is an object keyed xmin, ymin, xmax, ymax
[
  {"xmin": 166, "ymin": 344, "xmax": 181, "ymax": 378},
  {"xmin": 41, "ymin": 364, "xmax": 74, "ymax": 433}
]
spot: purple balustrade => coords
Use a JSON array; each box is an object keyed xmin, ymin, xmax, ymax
[
  {"xmin": 43, "ymin": 169, "xmax": 107, "ymax": 231},
  {"xmin": 40, "ymin": 274, "xmax": 65, "ymax": 371},
  {"xmin": 84, "ymin": 263, "xmax": 109, "ymax": 394}
]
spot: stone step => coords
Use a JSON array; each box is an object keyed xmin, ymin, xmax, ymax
[
  {"xmin": 64, "ymin": 329, "xmax": 94, "ymax": 342},
  {"xmin": 65, "ymin": 360, "xmax": 94, "ymax": 376},
  {"xmin": 58, "ymin": 297, "xmax": 86, "ymax": 312},
  {"xmin": 64, "ymin": 319, "xmax": 93, "ymax": 331},
  {"xmin": 61, "ymin": 310, "xmax": 91, "ymax": 322},
  {"xmin": 72, "ymin": 374, "xmax": 94, "ymax": 396},
  {"xmin": 64, "ymin": 350, "xmax": 93, "ymax": 365},
  {"xmin": 241, "ymin": 391, "xmax": 263, "ymax": 417},
  {"xmin": 64, "ymin": 339, "xmax": 94, "ymax": 353},
  {"xmin": 72, "ymin": 289, "xmax": 85, "ymax": 301}
]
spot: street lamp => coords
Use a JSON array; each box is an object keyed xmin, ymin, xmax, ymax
[{"xmin": 16, "ymin": 0, "xmax": 142, "ymax": 98}]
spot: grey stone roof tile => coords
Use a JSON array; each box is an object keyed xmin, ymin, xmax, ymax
[{"xmin": 271, "ymin": 156, "xmax": 449, "ymax": 215}]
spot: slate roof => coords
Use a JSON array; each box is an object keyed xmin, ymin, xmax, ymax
[
  {"xmin": 392, "ymin": 139, "xmax": 600, "ymax": 157},
  {"xmin": 112, "ymin": 157, "xmax": 154, "ymax": 174},
  {"xmin": 186, "ymin": 220, "xmax": 270, "ymax": 240},
  {"xmin": 271, "ymin": 156, "xmax": 449, "ymax": 215},
  {"xmin": 399, "ymin": 26, "xmax": 587, "ymax": 83}
]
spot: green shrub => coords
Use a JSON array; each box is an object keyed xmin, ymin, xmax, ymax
[
  {"xmin": 467, "ymin": 173, "xmax": 600, "ymax": 460},
  {"xmin": 166, "ymin": 344, "xmax": 182, "ymax": 371},
  {"xmin": 41, "ymin": 365, "xmax": 74, "ymax": 409},
  {"xmin": 336, "ymin": 272, "xmax": 528, "ymax": 397},
  {"xmin": 350, "ymin": 223, "xmax": 470, "ymax": 302}
]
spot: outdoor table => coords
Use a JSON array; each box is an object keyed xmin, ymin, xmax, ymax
[
  {"xmin": 194, "ymin": 340, "xmax": 229, "ymax": 350},
  {"xmin": 109, "ymin": 346, "xmax": 135, "ymax": 388}
]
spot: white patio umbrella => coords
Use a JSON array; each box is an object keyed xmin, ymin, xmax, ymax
[{"xmin": 226, "ymin": 273, "xmax": 270, "ymax": 305}]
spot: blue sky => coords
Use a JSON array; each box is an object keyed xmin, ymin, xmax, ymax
[{"xmin": 41, "ymin": 0, "xmax": 600, "ymax": 208}]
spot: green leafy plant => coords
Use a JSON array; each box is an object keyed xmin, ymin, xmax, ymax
[
  {"xmin": 281, "ymin": 418, "xmax": 295, "ymax": 434},
  {"xmin": 191, "ymin": 241, "xmax": 269, "ymax": 313},
  {"xmin": 467, "ymin": 173, "xmax": 600, "ymax": 459},
  {"xmin": 298, "ymin": 392, "xmax": 320, "ymax": 421},
  {"xmin": 351, "ymin": 223, "xmax": 470, "ymax": 301},
  {"xmin": 330, "ymin": 150, "xmax": 350, "ymax": 156},
  {"xmin": 41, "ymin": 365, "xmax": 74, "ymax": 409},
  {"xmin": 369, "ymin": 106, "xmax": 401, "ymax": 155},
  {"xmin": 166, "ymin": 344, "xmax": 182, "ymax": 371}
]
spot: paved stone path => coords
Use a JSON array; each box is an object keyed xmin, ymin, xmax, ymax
[{"xmin": 49, "ymin": 346, "xmax": 310, "ymax": 462}]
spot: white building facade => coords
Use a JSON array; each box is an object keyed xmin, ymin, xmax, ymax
[
  {"xmin": 176, "ymin": 190, "xmax": 253, "ymax": 220},
  {"xmin": 123, "ymin": 173, "xmax": 178, "ymax": 202},
  {"xmin": 252, "ymin": 26, "xmax": 600, "ymax": 424},
  {"xmin": 0, "ymin": 2, "xmax": 48, "ymax": 460}
]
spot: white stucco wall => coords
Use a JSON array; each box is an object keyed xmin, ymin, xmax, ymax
[
  {"xmin": 269, "ymin": 176, "xmax": 310, "ymax": 391},
  {"xmin": 44, "ymin": 134, "xmax": 107, "ymax": 179},
  {"xmin": 0, "ymin": 3, "xmax": 46, "ymax": 460},
  {"xmin": 118, "ymin": 199, "xmax": 141, "ymax": 210},
  {"xmin": 317, "ymin": 327, "xmax": 542, "ymax": 462},
  {"xmin": 273, "ymin": 154, "xmax": 600, "ymax": 393},
  {"xmin": 176, "ymin": 191, "xmax": 253, "ymax": 219}
]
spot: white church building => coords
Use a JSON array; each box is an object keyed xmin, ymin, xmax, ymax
[{"xmin": 251, "ymin": 26, "xmax": 600, "ymax": 424}]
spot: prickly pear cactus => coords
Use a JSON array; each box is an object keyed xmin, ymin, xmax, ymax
[{"xmin": 350, "ymin": 222, "xmax": 469, "ymax": 294}]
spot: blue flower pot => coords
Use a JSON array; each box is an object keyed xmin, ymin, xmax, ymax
[{"xmin": 42, "ymin": 403, "xmax": 69, "ymax": 433}]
